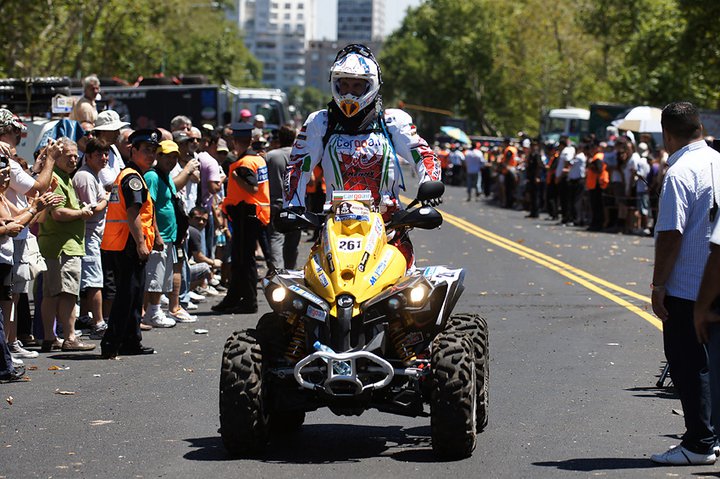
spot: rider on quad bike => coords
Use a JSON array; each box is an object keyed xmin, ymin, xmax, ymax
[
  {"xmin": 219, "ymin": 44, "xmax": 488, "ymax": 461},
  {"xmin": 283, "ymin": 43, "xmax": 442, "ymax": 267}
]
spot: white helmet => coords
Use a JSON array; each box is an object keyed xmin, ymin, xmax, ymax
[{"xmin": 330, "ymin": 44, "xmax": 382, "ymax": 118}]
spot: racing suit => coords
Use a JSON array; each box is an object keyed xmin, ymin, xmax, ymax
[{"xmin": 284, "ymin": 108, "xmax": 441, "ymax": 267}]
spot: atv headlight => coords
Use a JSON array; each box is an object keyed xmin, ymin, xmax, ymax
[
  {"xmin": 409, "ymin": 284, "xmax": 428, "ymax": 304},
  {"xmin": 271, "ymin": 287, "xmax": 287, "ymax": 303}
]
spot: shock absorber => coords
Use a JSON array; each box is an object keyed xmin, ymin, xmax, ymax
[
  {"xmin": 388, "ymin": 319, "xmax": 415, "ymax": 364},
  {"xmin": 285, "ymin": 317, "xmax": 306, "ymax": 363}
]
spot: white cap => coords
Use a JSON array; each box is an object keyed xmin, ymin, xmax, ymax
[
  {"xmin": 94, "ymin": 110, "xmax": 129, "ymax": 131},
  {"xmin": 254, "ymin": 114, "xmax": 265, "ymax": 123},
  {"xmin": 522, "ymin": 138, "xmax": 531, "ymax": 148}
]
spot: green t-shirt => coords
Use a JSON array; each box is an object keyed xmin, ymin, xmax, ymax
[
  {"xmin": 144, "ymin": 169, "xmax": 177, "ymax": 243},
  {"xmin": 38, "ymin": 168, "xmax": 85, "ymax": 258}
]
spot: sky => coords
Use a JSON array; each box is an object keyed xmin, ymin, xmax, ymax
[{"xmin": 313, "ymin": 0, "xmax": 423, "ymax": 40}]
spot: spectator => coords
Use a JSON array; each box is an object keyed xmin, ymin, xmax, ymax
[
  {"xmin": 463, "ymin": 142, "xmax": 483, "ymax": 202},
  {"xmin": 117, "ymin": 128, "xmax": 133, "ymax": 163},
  {"xmin": 1, "ymin": 109, "xmax": 58, "ymax": 354},
  {"xmin": 265, "ymin": 124, "xmax": 298, "ymax": 271},
  {"xmin": 448, "ymin": 144, "xmax": 464, "ymax": 186},
  {"xmin": 172, "ymin": 130, "xmax": 201, "ymax": 213},
  {"xmin": 524, "ymin": 138, "xmax": 544, "ymax": 218},
  {"xmin": 142, "ymin": 140, "xmax": 184, "ymax": 328},
  {"xmin": 92, "ymin": 110, "xmax": 130, "ymax": 190},
  {"xmin": 632, "ymin": 142, "xmax": 652, "ymax": 236},
  {"xmin": 72, "ymin": 138, "xmax": 110, "ymax": 338},
  {"xmin": 170, "ymin": 115, "xmax": 192, "ymax": 133},
  {"xmin": 253, "ymin": 114, "xmax": 266, "ymax": 131},
  {"xmin": 586, "ymin": 140, "xmax": 608, "ymax": 232},
  {"xmin": 70, "ymin": 75, "xmax": 100, "ymax": 125},
  {"xmin": 38, "ymin": 138, "xmax": 96, "ymax": 352},
  {"xmin": 694, "ymin": 211, "xmax": 720, "ymax": 436},
  {"xmin": 100, "ymin": 129, "xmax": 163, "ymax": 359},
  {"xmin": 502, "ymin": 138, "xmax": 518, "ymax": 208},
  {"xmin": 567, "ymin": 140, "xmax": 587, "ymax": 226},
  {"xmin": 195, "ymin": 127, "xmax": 224, "ymax": 261},
  {"xmin": 239, "ymin": 109, "xmax": 252, "ymax": 125},
  {"xmin": 187, "ymin": 206, "xmax": 220, "ymax": 291},
  {"xmin": 650, "ymin": 102, "xmax": 720, "ymax": 465}
]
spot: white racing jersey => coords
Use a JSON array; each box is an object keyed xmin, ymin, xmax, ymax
[{"xmin": 284, "ymin": 108, "xmax": 441, "ymax": 215}]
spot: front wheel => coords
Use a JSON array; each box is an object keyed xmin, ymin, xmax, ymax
[
  {"xmin": 430, "ymin": 331, "xmax": 477, "ymax": 459},
  {"xmin": 219, "ymin": 330, "xmax": 269, "ymax": 457},
  {"xmin": 446, "ymin": 313, "xmax": 489, "ymax": 431}
]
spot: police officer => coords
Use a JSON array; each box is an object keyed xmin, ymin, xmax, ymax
[
  {"xmin": 212, "ymin": 123, "xmax": 270, "ymax": 314},
  {"xmin": 100, "ymin": 129, "xmax": 163, "ymax": 358}
]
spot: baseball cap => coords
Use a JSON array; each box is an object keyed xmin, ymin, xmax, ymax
[
  {"xmin": 240, "ymin": 109, "xmax": 252, "ymax": 118},
  {"xmin": 254, "ymin": 114, "xmax": 266, "ymax": 123},
  {"xmin": 172, "ymin": 130, "xmax": 191, "ymax": 143},
  {"xmin": 157, "ymin": 140, "xmax": 180, "ymax": 155},
  {"xmin": 129, "ymin": 128, "xmax": 162, "ymax": 146},
  {"xmin": 522, "ymin": 138, "xmax": 531, "ymax": 148},
  {"xmin": 216, "ymin": 138, "xmax": 229, "ymax": 153},
  {"xmin": 0, "ymin": 109, "xmax": 26, "ymax": 131},
  {"xmin": 94, "ymin": 110, "xmax": 129, "ymax": 131}
]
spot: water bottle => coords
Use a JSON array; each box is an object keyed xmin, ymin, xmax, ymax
[
  {"xmin": 216, "ymin": 231, "xmax": 226, "ymax": 247},
  {"xmin": 313, "ymin": 341, "xmax": 351, "ymax": 375}
]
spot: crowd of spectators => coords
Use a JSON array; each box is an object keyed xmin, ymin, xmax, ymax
[
  {"xmin": 0, "ymin": 76, "xmax": 302, "ymax": 380},
  {"xmin": 435, "ymin": 131, "xmax": 669, "ymax": 236}
]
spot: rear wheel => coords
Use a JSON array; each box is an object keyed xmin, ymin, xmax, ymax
[
  {"xmin": 430, "ymin": 332, "xmax": 477, "ymax": 459},
  {"xmin": 219, "ymin": 330, "xmax": 269, "ymax": 457},
  {"xmin": 446, "ymin": 313, "xmax": 489, "ymax": 431}
]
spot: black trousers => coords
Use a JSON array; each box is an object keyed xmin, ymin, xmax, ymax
[
  {"xmin": 101, "ymin": 246, "xmax": 146, "ymax": 354},
  {"xmin": 589, "ymin": 187, "xmax": 604, "ymax": 229},
  {"xmin": 663, "ymin": 295, "xmax": 716, "ymax": 453},
  {"xmin": 527, "ymin": 180, "xmax": 539, "ymax": 216},
  {"xmin": 227, "ymin": 203, "xmax": 261, "ymax": 308}
]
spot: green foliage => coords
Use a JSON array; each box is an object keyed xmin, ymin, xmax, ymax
[
  {"xmin": 0, "ymin": 0, "xmax": 261, "ymax": 86},
  {"xmin": 287, "ymin": 86, "xmax": 328, "ymax": 119},
  {"xmin": 380, "ymin": 0, "xmax": 720, "ymax": 136}
]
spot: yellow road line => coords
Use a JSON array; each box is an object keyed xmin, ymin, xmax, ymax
[{"xmin": 401, "ymin": 196, "xmax": 661, "ymax": 331}]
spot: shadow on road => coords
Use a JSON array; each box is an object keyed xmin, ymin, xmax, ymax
[
  {"xmin": 625, "ymin": 386, "xmax": 678, "ymax": 401},
  {"xmin": 533, "ymin": 458, "xmax": 656, "ymax": 471},
  {"xmin": 183, "ymin": 424, "xmax": 456, "ymax": 463}
]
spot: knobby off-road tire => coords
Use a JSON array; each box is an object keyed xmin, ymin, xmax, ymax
[
  {"xmin": 445, "ymin": 313, "xmax": 489, "ymax": 431},
  {"xmin": 219, "ymin": 330, "xmax": 269, "ymax": 457},
  {"xmin": 430, "ymin": 332, "xmax": 477, "ymax": 459},
  {"xmin": 254, "ymin": 313, "xmax": 306, "ymax": 433}
]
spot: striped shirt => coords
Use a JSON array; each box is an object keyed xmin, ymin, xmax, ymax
[{"xmin": 655, "ymin": 140, "xmax": 720, "ymax": 300}]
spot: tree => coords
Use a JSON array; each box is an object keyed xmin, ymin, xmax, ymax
[{"xmin": 0, "ymin": 0, "xmax": 261, "ymax": 86}]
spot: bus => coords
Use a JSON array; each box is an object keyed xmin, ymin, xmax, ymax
[{"xmin": 540, "ymin": 107, "xmax": 590, "ymax": 144}]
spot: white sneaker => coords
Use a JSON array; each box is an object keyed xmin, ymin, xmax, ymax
[
  {"xmin": 160, "ymin": 294, "xmax": 170, "ymax": 307},
  {"xmin": 168, "ymin": 308, "xmax": 197, "ymax": 323},
  {"xmin": 185, "ymin": 301, "xmax": 199, "ymax": 311},
  {"xmin": 11, "ymin": 356, "xmax": 24, "ymax": 366},
  {"xmin": 651, "ymin": 445, "xmax": 716, "ymax": 465},
  {"xmin": 209, "ymin": 277, "xmax": 220, "ymax": 287},
  {"xmin": 196, "ymin": 285, "xmax": 219, "ymax": 296},
  {"xmin": 142, "ymin": 310, "xmax": 176, "ymax": 328},
  {"xmin": 9, "ymin": 340, "xmax": 39, "ymax": 359},
  {"xmin": 188, "ymin": 291, "xmax": 207, "ymax": 303}
]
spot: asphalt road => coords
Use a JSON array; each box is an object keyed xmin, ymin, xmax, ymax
[{"xmin": 2, "ymin": 177, "xmax": 717, "ymax": 478}]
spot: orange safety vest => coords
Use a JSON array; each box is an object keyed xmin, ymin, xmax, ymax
[
  {"xmin": 101, "ymin": 167, "xmax": 155, "ymax": 252},
  {"xmin": 503, "ymin": 145, "xmax": 518, "ymax": 167},
  {"xmin": 306, "ymin": 165, "xmax": 325, "ymax": 194},
  {"xmin": 222, "ymin": 154, "xmax": 271, "ymax": 225},
  {"xmin": 586, "ymin": 152, "xmax": 609, "ymax": 190}
]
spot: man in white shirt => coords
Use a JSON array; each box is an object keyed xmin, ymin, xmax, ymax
[
  {"xmin": 650, "ymin": 102, "xmax": 720, "ymax": 465},
  {"xmin": 92, "ymin": 110, "xmax": 129, "ymax": 190},
  {"xmin": 463, "ymin": 143, "xmax": 484, "ymax": 201}
]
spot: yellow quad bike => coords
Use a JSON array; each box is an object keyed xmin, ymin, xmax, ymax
[{"xmin": 219, "ymin": 181, "xmax": 489, "ymax": 460}]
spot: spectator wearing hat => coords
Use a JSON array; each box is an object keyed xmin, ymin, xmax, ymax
[
  {"xmin": 253, "ymin": 114, "xmax": 266, "ymax": 131},
  {"xmin": 100, "ymin": 129, "xmax": 163, "ymax": 359},
  {"xmin": 239, "ymin": 109, "xmax": 252, "ymax": 125},
  {"xmin": 142, "ymin": 140, "xmax": 192, "ymax": 328},
  {"xmin": 212, "ymin": 123, "xmax": 270, "ymax": 314},
  {"xmin": 632, "ymin": 142, "xmax": 652, "ymax": 235},
  {"xmin": 0, "ymin": 109, "xmax": 59, "ymax": 354},
  {"xmin": 72, "ymin": 138, "xmax": 111, "ymax": 338},
  {"xmin": 92, "ymin": 110, "xmax": 130, "ymax": 190},
  {"xmin": 38, "ymin": 138, "xmax": 96, "ymax": 352},
  {"xmin": 70, "ymin": 75, "xmax": 100, "ymax": 126}
]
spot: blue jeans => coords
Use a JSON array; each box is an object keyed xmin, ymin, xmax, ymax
[{"xmin": 663, "ymin": 295, "xmax": 716, "ymax": 453}]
